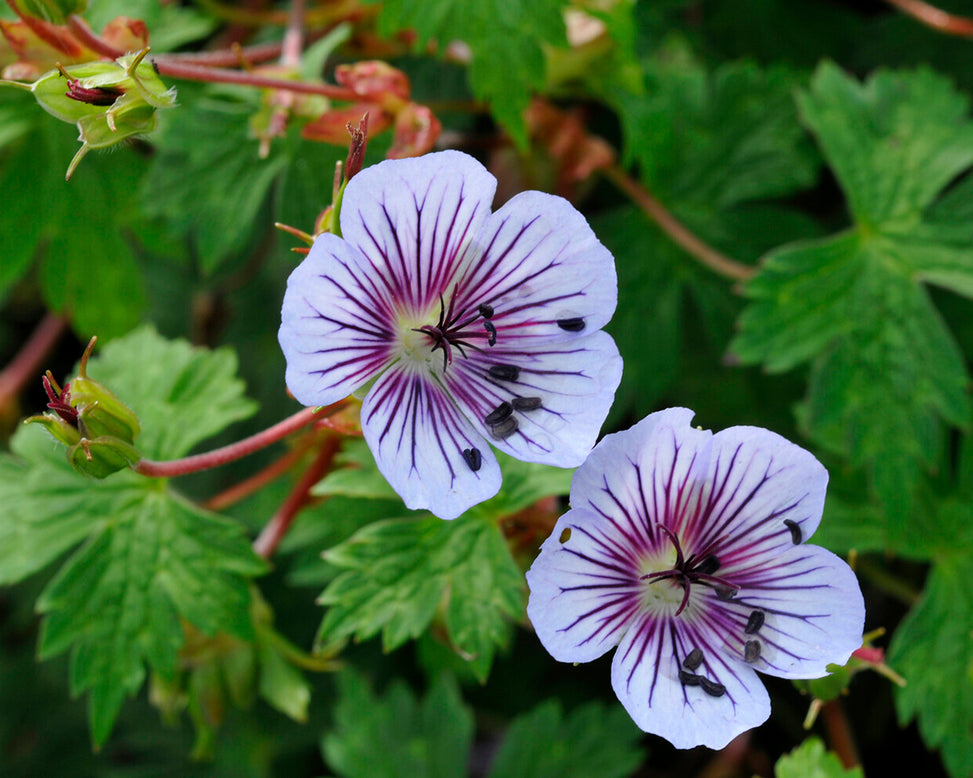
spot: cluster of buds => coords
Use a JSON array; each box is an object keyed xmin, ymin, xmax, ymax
[
  {"xmin": 20, "ymin": 47, "xmax": 176, "ymax": 178},
  {"xmin": 26, "ymin": 337, "xmax": 142, "ymax": 478}
]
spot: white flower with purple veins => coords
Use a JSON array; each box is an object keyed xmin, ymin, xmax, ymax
[
  {"xmin": 279, "ymin": 150, "xmax": 622, "ymax": 520},
  {"xmin": 526, "ymin": 408, "xmax": 865, "ymax": 750}
]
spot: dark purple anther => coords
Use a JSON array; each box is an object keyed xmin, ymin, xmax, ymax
[
  {"xmin": 683, "ymin": 648, "xmax": 703, "ymax": 671},
  {"xmin": 557, "ymin": 317, "xmax": 585, "ymax": 332},
  {"xmin": 744, "ymin": 639, "xmax": 761, "ymax": 664},
  {"xmin": 745, "ymin": 610, "xmax": 765, "ymax": 635},
  {"xmin": 478, "ymin": 303, "xmax": 494, "ymax": 319},
  {"xmin": 783, "ymin": 519, "xmax": 802, "ymax": 545},
  {"xmin": 678, "ymin": 670, "xmax": 701, "ymax": 686},
  {"xmin": 484, "ymin": 402, "xmax": 513, "ymax": 425},
  {"xmin": 462, "ymin": 447, "xmax": 482, "ymax": 472},
  {"xmin": 488, "ymin": 364, "xmax": 520, "ymax": 381},
  {"xmin": 489, "ymin": 416, "xmax": 518, "ymax": 439},
  {"xmin": 695, "ymin": 554, "xmax": 720, "ymax": 575},
  {"xmin": 511, "ymin": 396, "xmax": 542, "ymax": 411},
  {"xmin": 483, "ymin": 320, "xmax": 497, "ymax": 346},
  {"xmin": 699, "ymin": 677, "xmax": 726, "ymax": 698}
]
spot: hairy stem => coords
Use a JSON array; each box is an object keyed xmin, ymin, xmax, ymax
[
  {"xmin": 603, "ymin": 165, "xmax": 755, "ymax": 283},
  {"xmin": 0, "ymin": 313, "xmax": 70, "ymax": 413},
  {"xmin": 253, "ymin": 435, "xmax": 342, "ymax": 558},
  {"xmin": 134, "ymin": 402, "xmax": 346, "ymax": 478}
]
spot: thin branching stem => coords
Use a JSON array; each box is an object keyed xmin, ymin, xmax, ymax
[
  {"xmin": 253, "ymin": 434, "xmax": 342, "ymax": 558},
  {"xmin": 202, "ymin": 434, "xmax": 319, "ymax": 512},
  {"xmin": 602, "ymin": 165, "xmax": 755, "ymax": 283},
  {"xmin": 134, "ymin": 402, "xmax": 346, "ymax": 478}
]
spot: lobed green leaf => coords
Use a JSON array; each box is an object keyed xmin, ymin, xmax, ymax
[{"xmin": 889, "ymin": 552, "xmax": 973, "ymax": 778}]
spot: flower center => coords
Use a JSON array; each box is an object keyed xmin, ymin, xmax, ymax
[
  {"xmin": 639, "ymin": 526, "xmax": 739, "ymax": 617},
  {"xmin": 410, "ymin": 293, "xmax": 496, "ymax": 371}
]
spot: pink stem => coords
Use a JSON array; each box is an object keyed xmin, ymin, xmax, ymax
[
  {"xmin": 134, "ymin": 402, "xmax": 346, "ymax": 478},
  {"xmin": 253, "ymin": 435, "xmax": 341, "ymax": 558},
  {"xmin": 202, "ymin": 435, "xmax": 317, "ymax": 511},
  {"xmin": 0, "ymin": 313, "xmax": 70, "ymax": 413}
]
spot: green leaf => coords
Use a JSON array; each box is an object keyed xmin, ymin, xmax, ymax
[
  {"xmin": 85, "ymin": 325, "xmax": 258, "ymax": 460},
  {"xmin": 317, "ymin": 513, "xmax": 523, "ymax": 680},
  {"xmin": 487, "ymin": 700, "xmax": 645, "ymax": 778},
  {"xmin": 889, "ymin": 552, "xmax": 973, "ymax": 778},
  {"xmin": 0, "ymin": 328, "xmax": 266, "ymax": 745},
  {"xmin": 0, "ymin": 101, "xmax": 148, "ymax": 335},
  {"xmin": 366, "ymin": 0, "xmax": 566, "ymax": 146},
  {"xmin": 773, "ymin": 737, "xmax": 863, "ymax": 778},
  {"xmin": 796, "ymin": 64, "xmax": 973, "ymax": 227},
  {"xmin": 732, "ymin": 64, "xmax": 973, "ymax": 517},
  {"xmin": 618, "ymin": 51, "xmax": 819, "ymax": 208},
  {"xmin": 322, "ymin": 670, "xmax": 474, "ymax": 778},
  {"xmin": 141, "ymin": 88, "xmax": 287, "ymax": 274}
]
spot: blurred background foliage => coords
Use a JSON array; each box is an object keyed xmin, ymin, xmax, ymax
[{"xmin": 2, "ymin": 0, "xmax": 973, "ymax": 776}]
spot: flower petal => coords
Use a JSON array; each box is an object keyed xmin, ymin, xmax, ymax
[
  {"xmin": 686, "ymin": 423, "xmax": 830, "ymax": 566},
  {"xmin": 455, "ymin": 190, "xmax": 618, "ymax": 345},
  {"xmin": 611, "ymin": 610, "xmax": 770, "ymax": 750},
  {"xmin": 569, "ymin": 408, "xmax": 705, "ymax": 552},
  {"xmin": 338, "ymin": 150, "xmax": 497, "ymax": 314},
  {"xmin": 445, "ymin": 331, "xmax": 623, "ymax": 467},
  {"xmin": 359, "ymin": 362, "xmax": 501, "ymax": 519},
  {"xmin": 279, "ymin": 234, "xmax": 397, "ymax": 406},
  {"xmin": 526, "ymin": 507, "xmax": 641, "ymax": 663},
  {"xmin": 717, "ymin": 544, "xmax": 865, "ymax": 679}
]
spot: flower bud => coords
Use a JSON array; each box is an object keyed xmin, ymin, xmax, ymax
[
  {"xmin": 28, "ymin": 48, "xmax": 176, "ymax": 178},
  {"xmin": 25, "ymin": 336, "xmax": 142, "ymax": 477}
]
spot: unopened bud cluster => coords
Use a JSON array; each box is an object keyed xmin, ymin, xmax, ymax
[{"xmin": 26, "ymin": 338, "xmax": 142, "ymax": 477}]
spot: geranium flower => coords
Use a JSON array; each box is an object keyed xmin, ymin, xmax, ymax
[
  {"xmin": 279, "ymin": 150, "xmax": 622, "ymax": 519},
  {"xmin": 525, "ymin": 408, "xmax": 865, "ymax": 749}
]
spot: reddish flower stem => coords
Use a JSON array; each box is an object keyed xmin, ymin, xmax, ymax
[
  {"xmin": 821, "ymin": 698, "xmax": 861, "ymax": 770},
  {"xmin": 66, "ymin": 14, "xmax": 358, "ymax": 101},
  {"xmin": 134, "ymin": 402, "xmax": 346, "ymax": 478},
  {"xmin": 0, "ymin": 312, "xmax": 70, "ymax": 413},
  {"xmin": 603, "ymin": 165, "xmax": 755, "ymax": 283},
  {"xmin": 884, "ymin": 0, "xmax": 973, "ymax": 37},
  {"xmin": 202, "ymin": 434, "xmax": 317, "ymax": 512},
  {"xmin": 253, "ymin": 435, "xmax": 342, "ymax": 558}
]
